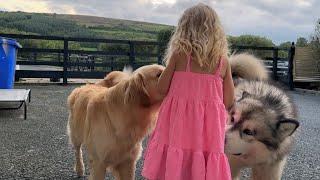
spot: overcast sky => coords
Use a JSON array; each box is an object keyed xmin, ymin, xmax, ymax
[{"xmin": 1, "ymin": 0, "xmax": 319, "ymax": 44}]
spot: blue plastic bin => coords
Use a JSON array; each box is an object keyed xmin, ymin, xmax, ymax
[{"xmin": 0, "ymin": 37, "xmax": 22, "ymax": 89}]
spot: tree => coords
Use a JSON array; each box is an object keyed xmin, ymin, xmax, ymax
[
  {"xmin": 157, "ymin": 28, "xmax": 174, "ymax": 43},
  {"xmin": 309, "ymin": 19, "xmax": 320, "ymax": 68},
  {"xmin": 279, "ymin": 41, "xmax": 292, "ymax": 49},
  {"xmin": 314, "ymin": 19, "xmax": 320, "ymax": 41},
  {"xmin": 228, "ymin": 35, "xmax": 275, "ymax": 58},
  {"xmin": 157, "ymin": 28, "xmax": 174, "ymax": 56},
  {"xmin": 296, "ymin": 37, "xmax": 308, "ymax": 47},
  {"xmin": 278, "ymin": 41, "xmax": 293, "ymax": 58},
  {"xmin": 228, "ymin": 35, "xmax": 274, "ymax": 47}
]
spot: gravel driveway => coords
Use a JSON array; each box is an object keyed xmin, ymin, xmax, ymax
[{"xmin": 0, "ymin": 85, "xmax": 319, "ymax": 179}]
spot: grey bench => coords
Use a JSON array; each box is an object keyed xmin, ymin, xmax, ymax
[{"xmin": 0, "ymin": 89, "xmax": 31, "ymax": 120}]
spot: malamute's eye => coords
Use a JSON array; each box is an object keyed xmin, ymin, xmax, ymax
[{"xmin": 243, "ymin": 129, "xmax": 255, "ymax": 136}]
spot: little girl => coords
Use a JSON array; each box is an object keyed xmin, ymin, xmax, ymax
[{"xmin": 142, "ymin": 3, "xmax": 234, "ymax": 180}]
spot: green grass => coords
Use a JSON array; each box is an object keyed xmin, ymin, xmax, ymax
[
  {"xmin": 56, "ymin": 14, "xmax": 171, "ymax": 33},
  {"xmin": 0, "ymin": 11, "xmax": 173, "ymax": 41},
  {"xmin": 80, "ymin": 47, "xmax": 98, "ymax": 51},
  {"xmin": 92, "ymin": 29, "xmax": 157, "ymax": 41}
]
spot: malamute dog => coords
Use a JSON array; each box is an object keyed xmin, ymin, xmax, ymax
[{"xmin": 225, "ymin": 53, "xmax": 299, "ymax": 180}]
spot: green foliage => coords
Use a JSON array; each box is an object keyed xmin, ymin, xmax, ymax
[
  {"xmin": 279, "ymin": 41, "xmax": 292, "ymax": 49},
  {"xmin": 228, "ymin": 35, "xmax": 274, "ymax": 47},
  {"xmin": 98, "ymin": 43, "xmax": 129, "ymax": 53},
  {"xmin": 57, "ymin": 13, "xmax": 171, "ymax": 41},
  {"xmin": 0, "ymin": 11, "xmax": 172, "ymax": 60},
  {"xmin": 309, "ymin": 19, "xmax": 320, "ymax": 64},
  {"xmin": 0, "ymin": 12, "xmax": 97, "ymax": 38},
  {"xmin": 314, "ymin": 19, "xmax": 320, "ymax": 40},
  {"xmin": 0, "ymin": 27, "xmax": 33, "ymax": 35},
  {"xmin": 93, "ymin": 29, "xmax": 156, "ymax": 41},
  {"xmin": 157, "ymin": 28, "xmax": 174, "ymax": 56},
  {"xmin": 278, "ymin": 41, "xmax": 293, "ymax": 58},
  {"xmin": 310, "ymin": 19, "xmax": 320, "ymax": 47},
  {"xmin": 0, "ymin": 11, "xmax": 172, "ymax": 41},
  {"xmin": 296, "ymin": 37, "xmax": 308, "ymax": 47},
  {"xmin": 157, "ymin": 29, "xmax": 174, "ymax": 43},
  {"xmin": 97, "ymin": 43, "xmax": 157, "ymax": 63},
  {"xmin": 228, "ymin": 35, "xmax": 275, "ymax": 58}
]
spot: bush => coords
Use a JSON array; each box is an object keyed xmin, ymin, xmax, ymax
[
  {"xmin": 157, "ymin": 28, "xmax": 174, "ymax": 43},
  {"xmin": 157, "ymin": 28, "xmax": 174, "ymax": 57},
  {"xmin": 228, "ymin": 35, "xmax": 275, "ymax": 58}
]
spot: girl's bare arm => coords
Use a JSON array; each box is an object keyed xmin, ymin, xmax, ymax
[
  {"xmin": 157, "ymin": 53, "xmax": 177, "ymax": 96},
  {"xmin": 223, "ymin": 59, "xmax": 235, "ymax": 109}
]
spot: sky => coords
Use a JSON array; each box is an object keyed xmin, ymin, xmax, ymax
[{"xmin": 1, "ymin": 0, "xmax": 319, "ymax": 44}]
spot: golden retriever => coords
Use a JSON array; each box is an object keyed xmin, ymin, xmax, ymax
[
  {"xmin": 95, "ymin": 66, "xmax": 132, "ymax": 87},
  {"xmin": 67, "ymin": 64, "xmax": 164, "ymax": 180}
]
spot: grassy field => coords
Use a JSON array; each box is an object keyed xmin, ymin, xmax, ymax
[
  {"xmin": 0, "ymin": 11, "xmax": 173, "ymax": 41},
  {"xmin": 56, "ymin": 14, "xmax": 172, "ymax": 41},
  {"xmin": 56, "ymin": 14, "xmax": 170, "ymax": 32}
]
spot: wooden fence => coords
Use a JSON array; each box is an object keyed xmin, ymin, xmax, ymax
[
  {"xmin": 0, "ymin": 33, "xmax": 295, "ymax": 89},
  {"xmin": 293, "ymin": 47, "xmax": 320, "ymax": 82}
]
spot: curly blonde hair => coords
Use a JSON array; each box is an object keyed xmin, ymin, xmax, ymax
[{"xmin": 164, "ymin": 3, "xmax": 228, "ymax": 71}]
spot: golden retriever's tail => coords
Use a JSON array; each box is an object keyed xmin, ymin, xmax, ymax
[
  {"xmin": 67, "ymin": 88, "xmax": 86, "ymax": 176},
  {"xmin": 229, "ymin": 53, "xmax": 269, "ymax": 81}
]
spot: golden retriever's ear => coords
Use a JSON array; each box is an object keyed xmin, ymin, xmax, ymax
[
  {"xmin": 124, "ymin": 73, "xmax": 150, "ymax": 106},
  {"xmin": 124, "ymin": 80, "xmax": 132, "ymax": 105},
  {"xmin": 135, "ymin": 73, "xmax": 150, "ymax": 98}
]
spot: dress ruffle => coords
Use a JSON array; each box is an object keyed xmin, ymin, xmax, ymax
[{"xmin": 142, "ymin": 142, "xmax": 231, "ymax": 180}]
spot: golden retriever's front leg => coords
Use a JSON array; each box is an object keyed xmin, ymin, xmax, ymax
[
  {"xmin": 89, "ymin": 160, "xmax": 107, "ymax": 180},
  {"xmin": 113, "ymin": 158, "xmax": 136, "ymax": 180}
]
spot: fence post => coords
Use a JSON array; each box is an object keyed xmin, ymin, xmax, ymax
[
  {"xmin": 288, "ymin": 42, "xmax": 295, "ymax": 90},
  {"xmin": 129, "ymin": 41, "xmax": 135, "ymax": 68},
  {"xmin": 58, "ymin": 53, "xmax": 61, "ymax": 62},
  {"xmin": 33, "ymin": 52, "xmax": 37, "ymax": 61},
  {"xmin": 111, "ymin": 56, "xmax": 114, "ymax": 71},
  {"xmin": 157, "ymin": 43, "xmax": 162, "ymax": 65},
  {"xmin": 63, "ymin": 39, "xmax": 68, "ymax": 85},
  {"xmin": 273, "ymin": 47, "xmax": 279, "ymax": 80}
]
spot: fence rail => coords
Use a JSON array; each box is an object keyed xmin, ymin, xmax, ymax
[{"xmin": 0, "ymin": 33, "xmax": 295, "ymax": 89}]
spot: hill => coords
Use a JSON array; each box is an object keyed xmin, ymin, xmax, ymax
[{"xmin": 0, "ymin": 11, "xmax": 173, "ymax": 41}]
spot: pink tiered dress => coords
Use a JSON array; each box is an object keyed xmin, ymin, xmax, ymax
[{"xmin": 142, "ymin": 55, "xmax": 231, "ymax": 180}]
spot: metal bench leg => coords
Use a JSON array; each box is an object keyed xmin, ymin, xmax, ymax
[
  {"xmin": 24, "ymin": 101, "xmax": 27, "ymax": 120},
  {"xmin": 28, "ymin": 90, "xmax": 31, "ymax": 103}
]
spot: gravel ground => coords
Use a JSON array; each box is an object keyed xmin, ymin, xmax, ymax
[{"xmin": 0, "ymin": 85, "xmax": 319, "ymax": 180}]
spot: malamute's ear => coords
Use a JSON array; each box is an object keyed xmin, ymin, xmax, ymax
[
  {"xmin": 276, "ymin": 119, "xmax": 299, "ymax": 138},
  {"xmin": 236, "ymin": 91, "xmax": 250, "ymax": 102}
]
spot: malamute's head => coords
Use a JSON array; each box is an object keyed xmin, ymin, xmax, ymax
[{"xmin": 225, "ymin": 81, "xmax": 299, "ymax": 165}]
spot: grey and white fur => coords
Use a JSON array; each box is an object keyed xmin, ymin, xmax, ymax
[{"xmin": 225, "ymin": 53, "xmax": 299, "ymax": 180}]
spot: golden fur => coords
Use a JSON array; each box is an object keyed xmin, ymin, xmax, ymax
[
  {"xmin": 67, "ymin": 65, "xmax": 164, "ymax": 180},
  {"xmin": 95, "ymin": 71, "xmax": 130, "ymax": 88}
]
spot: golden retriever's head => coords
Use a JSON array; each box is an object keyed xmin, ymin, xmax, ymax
[{"xmin": 124, "ymin": 64, "xmax": 164, "ymax": 106}]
